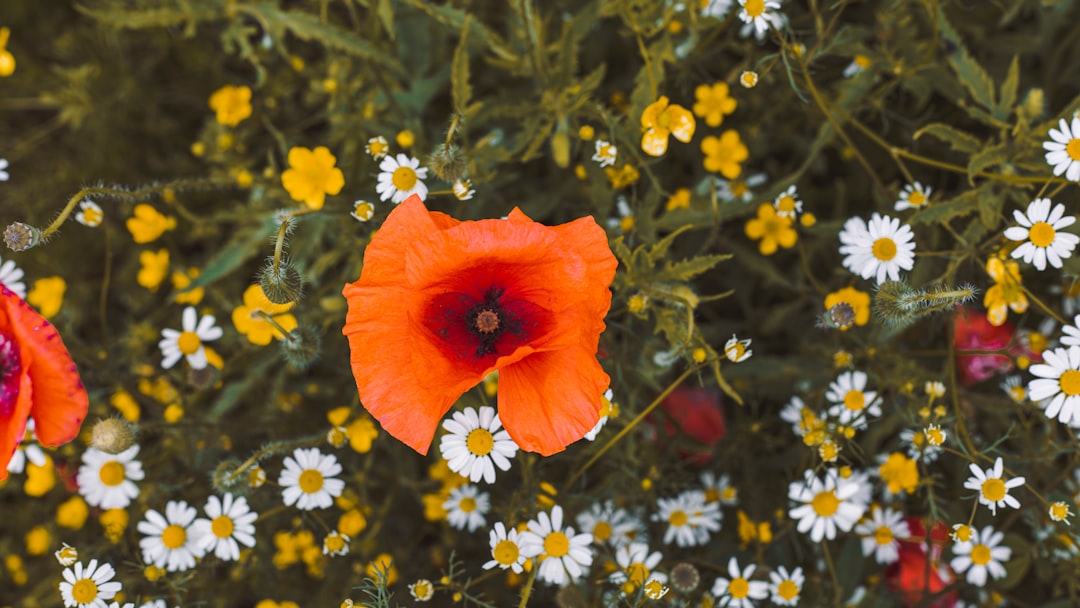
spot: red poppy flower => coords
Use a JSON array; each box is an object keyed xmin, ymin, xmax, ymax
[
  {"xmin": 342, "ymin": 195, "xmax": 617, "ymax": 455},
  {"xmin": 0, "ymin": 286, "xmax": 89, "ymax": 480},
  {"xmin": 652, "ymin": 386, "xmax": 726, "ymax": 464},
  {"xmin": 953, "ymin": 307, "xmax": 1015, "ymax": 385},
  {"xmin": 885, "ymin": 517, "xmax": 957, "ymax": 608}
]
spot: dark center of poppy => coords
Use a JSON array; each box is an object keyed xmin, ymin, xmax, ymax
[
  {"xmin": 424, "ymin": 284, "xmax": 550, "ymax": 367},
  {"xmin": 0, "ymin": 333, "xmax": 21, "ymax": 417},
  {"xmin": 474, "ymin": 309, "xmax": 500, "ymax": 334}
]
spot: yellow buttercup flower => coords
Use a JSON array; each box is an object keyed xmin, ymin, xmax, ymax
[
  {"xmin": 879, "ymin": 452, "xmax": 919, "ymax": 494},
  {"xmin": 126, "ymin": 204, "xmax": 176, "ymax": 243},
  {"xmin": 701, "ymin": 130, "xmax": 748, "ymax": 178},
  {"xmin": 666, "ymin": 188, "xmax": 691, "ymax": 211},
  {"xmin": 281, "ymin": 146, "xmax": 345, "ymax": 210},
  {"xmin": 110, "ymin": 388, "xmax": 141, "ymax": 422},
  {"xmin": 56, "ymin": 495, "xmax": 89, "ymax": 529},
  {"xmin": 640, "ymin": 96, "xmax": 696, "ymax": 157},
  {"xmin": 347, "ymin": 417, "xmax": 378, "ymax": 453},
  {"xmin": 27, "ymin": 276, "xmax": 66, "ymax": 318},
  {"xmin": 209, "ymin": 84, "xmax": 253, "ymax": 127},
  {"xmin": 744, "ymin": 203, "xmax": 796, "ymax": 255},
  {"xmin": 171, "ymin": 267, "xmax": 205, "ymax": 305},
  {"xmin": 232, "ymin": 284, "xmax": 298, "ymax": 346},
  {"xmin": 0, "ymin": 27, "xmax": 14, "ymax": 77},
  {"xmin": 366, "ymin": 553, "xmax": 398, "ymax": 586},
  {"xmin": 24, "ymin": 454, "xmax": 55, "ymax": 496},
  {"xmin": 137, "ymin": 249, "xmax": 169, "ymax": 291},
  {"xmin": 604, "ymin": 164, "xmax": 640, "ymax": 189},
  {"xmin": 693, "ymin": 82, "xmax": 738, "ymax": 127},
  {"xmin": 984, "ymin": 256, "xmax": 1027, "ymax": 326},
  {"xmin": 824, "ymin": 286, "xmax": 871, "ymax": 329}
]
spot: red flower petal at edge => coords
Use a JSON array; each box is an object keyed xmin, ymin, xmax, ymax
[
  {"xmin": 0, "ymin": 286, "xmax": 89, "ymax": 480},
  {"xmin": 342, "ymin": 195, "xmax": 617, "ymax": 455}
]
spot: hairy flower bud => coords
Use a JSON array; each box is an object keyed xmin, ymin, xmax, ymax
[
  {"xmin": 427, "ymin": 144, "xmax": 469, "ymax": 183},
  {"xmin": 89, "ymin": 418, "xmax": 136, "ymax": 454},
  {"xmin": 211, "ymin": 458, "xmax": 249, "ymax": 496},
  {"xmin": 281, "ymin": 325, "xmax": 321, "ymax": 370},
  {"xmin": 259, "ymin": 258, "xmax": 303, "ymax": 305}
]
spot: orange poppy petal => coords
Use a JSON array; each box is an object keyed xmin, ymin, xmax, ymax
[
  {"xmin": 358, "ymin": 194, "xmax": 459, "ymax": 285},
  {"xmin": 3, "ymin": 290, "xmax": 88, "ymax": 448},
  {"xmin": 497, "ymin": 344, "xmax": 609, "ymax": 455},
  {"xmin": 0, "ymin": 364, "xmax": 33, "ymax": 482}
]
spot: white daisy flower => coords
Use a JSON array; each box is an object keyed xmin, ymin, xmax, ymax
[
  {"xmin": 768, "ymin": 565, "xmax": 804, "ymax": 606},
  {"xmin": 190, "ymin": 493, "xmax": 257, "ymax": 561},
  {"xmin": 702, "ymin": 0, "xmax": 735, "ymax": 18},
  {"xmin": 711, "ymin": 557, "xmax": 768, "ymax": 608},
  {"xmin": 700, "ymin": 471, "xmax": 738, "ymax": 506},
  {"xmin": 278, "ymin": 447, "xmax": 345, "ymax": 510},
  {"xmin": 950, "ymin": 525, "xmax": 1011, "ymax": 586},
  {"xmin": 75, "ymin": 200, "xmax": 104, "ymax": 227},
  {"xmin": 583, "ymin": 388, "xmax": 615, "ymax": 441},
  {"xmin": 351, "ymin": 200, "xmax": 375, "ymax": 222},
  {"xmin": 77, "ymin": 445, "xmax": 144, "ymax": 509},
  {"xmin": 963, "ymin": 457, "xmax": 1025, "ymax": 516},
  {"xmin": 138, "ymin": 601, "xmax": 167, "ymax": 608},
  {"xmin": 609, "ymin": 542, "xmax": 666, "ymax": 596},
  {"xmin": 711, "ymin": 173, "xmax": 767, "ymax": 204},
  {"xmin": 375, "ymin": 153, "xmax": 428, "ymax": 203},
  {"xmin": 854, "ymin": 506, "xmax": 909, "ymax": 564},
  {"xmin": 773, "ymin": 185, "xmax": 802, "ymax": 219},
  {"xmin": 0, "ymin": 158, "xmax": 9, "ymax": 181},
  {"xmin": 575, "ymin": 499, "xmax": 644, "ymax": 548},
  {"xmin": 158, "ymin": 306, "xmax": 223, "ymax": 370},
  {"xmin": 518, "ymin": 505, "xmax": 594, "ymax": 587},
  {"xmin": 1004, "ymin": 198, "xmax": 1079, "ymax": 271},
  {"xmin": 59, "ymin": 559, "xmax": 122, "ymax": 608},
  {"xmin": 55, "ymin": 543, "xmax": 78, "ymax": 567},
  {"xmin": 137, "ymin": 500, "xmax": 206, "ymax": 572},
  {"xmin": 6, "ymin": 418, "xmax": 46, "ymax": 474},
  {"xmin": 894, "ymin": 182, "xmax": 932, "ymax": 211},
  {"xmin": 1049, "ymin": 501, "xmax": 1073, "ymax": 524},
  {"xmin": 593, "ymin": 140, "xmax": 618, "ymax": 168},
  {"xmin": 606, "ymin": 196, "xmax": 634, "ymax": 233},
  {"xmin": 838, "ymin": 213, "xmax": 917, "ymax": 284},
  {"xmin": 736, "ymin": 0, "xmax": 783, "ymax": 40},
  {"xmin": 825, "ymin": 370, "xmax": 881, "ymax": 430},
  {"xmin": 452, "ymin": 179, "xmax": 475, "ymax": 201},
  {"xmin": 1028, "ymin": 345, "xmax": 1080, "ymax": 426},
  {"xmin": 365, "ymin": 135, "xmax": 389, "ymax": 160},
  {"xmin": 106, "ymin": 603, "xmax": 134, "ymax": 608},
  {"xmin": 483, "ymin": 521, "xmax": 527, "ymax": 573},
  {"xmin": 1060, "ymin": 313, "xmax": 1080, "ymax": 348},
  {"xmin": 1000, "ymin": 375, "xmax": 1027, "ymax": 404},
  {"xmin": 443, "ymin": 484, "xmax": 490, "ymax": 533},
  {"xmin": 1043, "ymin": 117, "xmax": 1080, "ymax": 181},
  {"xmin": 0, "ymin": 255, "xmax": 27, "ymax": 298},
  {"xmin": 843, "ymin": 55, "xmax": 873, "ymax": 78},
  {"xmin": 724, "ymin": 334, "xmax": 752, "ymax": 362},
  {"xmin": 409, "ymin": 579, "xmax": 434, "ymax": 602},
  {"xmin": 899, "ymin": 427, "xmax": 943, "ymax": 462},
  {"xmin": 655, "ymin": 490, "xmax": 722, "ymax": 547},
  {"xmin": 439, "ymin": 405, "xmax": 518, "ymax": 484},
  {"xmin": 788, "ymin": 468, "xmax": 867, "ymax": 542},
  {"xmin": 780, "ymin": 395, "xmax": 822, "ymax": 437},
  {"xmin": 322, "ymin": 530, "xmax": 350, "ymax": 556}
]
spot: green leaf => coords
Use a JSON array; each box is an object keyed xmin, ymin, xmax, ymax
[
  {"xmin": 629, "ymin": 36, "xmax": 672, "ymax": 126},
  {"xmin": 377, "ymin": 0, "xmax": 395, "ymax": 40},
  {"xmin": 908, "ymin": 186, "xmax": 986, "ymax": 226},
  {"xmin": 653, "ymin": 254, "xmax": 732, "ymax": 283},
  {"xmin": 451, "ymin": 16, "xmax": 472, "ymax": 114},
  {"xmin": 967, "ymin": 142, "xmax": 1010, "ymax": 184},
  {"xmin": 937, "ymin": 6, "xmax": 996, "ymax": 112},
  {"xmin": 996, "ymin": 55, "xmax": 1020, "ymax": 120},
  {"xmin": 978, "ymin": 186, "xmax": 1004, "ymax": 229},
  {"xmin": 181, "ymin": 213, "xmax": 277, "ymax": 292},
  {"xmin": 913, "ymin": 123, "xmax": 982, "ymax": 155}
]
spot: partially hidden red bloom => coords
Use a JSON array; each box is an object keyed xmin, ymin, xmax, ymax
[
  {"xmin": 885, "ymin": 517, "xmax": 957, "ymax": 608},
  {"xmin": 654, "ymin": 386, "xmax": 726, "ymax": 464},
  {"xmin": 0, "ymin": 286, "xmax": 89, "ymax": 480},
  {"xmin": 954, "ymin": 307, "xmax": 1015, "ymax": 386},
  {"xmin": 342, "ymin": 195, "xmax": 618, "ymax": 456}
]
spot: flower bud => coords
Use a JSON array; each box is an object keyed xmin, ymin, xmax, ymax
[
  {"xmin": 281, "ymin": 325, "xmax": 321, "ymax": 370},
  {"xmin": 427, "ymin": 144, "xmax": 469, "ymax": 183},
  {"xmin": 669, "ymin": 562, "xmax": 699, "ymax": 593},
  {"xmin": 211, "ymin": 458, "xmax": 249, "ymax": 496},
  {"xmin": 4, "ymin": 222, "xmax": 40, "ymax": 252},
  {"xmin": 259, "ymin": 259, "xmax": 303, "ymax": 305},
  {"xmin": 820, "ymin": 302, "xmax": 855, "ymax": 330},
  {"xmin": 89, "ymin": 418, "xmax": 136, "ymax": 454}
]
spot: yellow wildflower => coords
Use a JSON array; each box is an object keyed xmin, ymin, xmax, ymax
[
  {"xmin": 693, "ymin": 82, "xmax": 738, "ymax": 127},
  {"xmin": 347, "ymin": 417, "xmax": 378, "ymax": 453},
  {"xmin": 578, "ymin": 125, "xmax": 595, "ymax": 140},
  {"xmin": 172, "ymin": 268, "xmax": 204, "ymax": 305},
  {"xmin": 878, "ymin": 452, "xmax": 919, "ymax": 495},
  {"xmin": 604, "ymin": 164, "xmax": 640, "ymax": 189},
  {"xmin": 338, "ymin": 509, "xmax": 367, "ymax": 537},
  {"xmin": 281, "ymin": 146, "xmax": 345, "ymax": 210},
  {"xmin": 0, "ymin": 27, "xmax": 14, "ymax": 77},
  {"xmin": 110, "ymin": 388, "xmax": 141, "ymax": 422},
  {"xmin": 164, "ymin": 403, "xmax": 184, "ymax": 423},
  {"xmin": 640, "ymin": 96, "xmax": 696, "ymax": 157},
  {"xmin": 100, "ymin": 508, "xmax": 129, "ymax": 543},
  {"xmin": 56, "ymin": 496, "xmax": 89, "ymax": 530},
  {"xmin": 137, "ymin": 249, "xmax": 169, "ymax": 291},
  {"xmin": 740, "ymin": 71, "xmax": 758, "ymax": 88},
  {"xmin": 232, "ymin": 284, "xmax": 298, "ymax": 346},
  {"xmin": 744, "ymin": 203, "xmax": 796, "ymax": 255},
  {"xmin": 24, "ymin": 454, "xmax": 55, "ymax": 496},
  {"xmin": 984, "ymin": 256, "xmax": 1027, "ymax": 326},
  {"xmin": 701, "ymin": 130, "xmax": 748, "ymax": 178},
  {"xmin": 5, "ymin": 555, "xmax": 26, "ymax": 586},
  {"xmin": 366, "ymin": 553, "xmax": 398, "ymax": 586},
  {"xmin": 27, "ymin": 276, "xmax": 66, "ymax": 318},
  {"xmin": 208, "ymin": 84, "xmax": 253, "ymax": 127},
  {"xmin": 126, "ymin": 204, "xmax": 175, "ymax": 243},
  {"xmin": 824, "ymin": 287, "xmax": 871, "ymax": 329},
  {"xmin": 396, "ymin": 129, "xmax": 415, "ymax": 149},
  {"xmin": 25, "ymin": 526, "xmax": 50, "ymax": 555},
  {"xmin": 666, "ymin": 188, "xmax": 691, "ymax": 211}
]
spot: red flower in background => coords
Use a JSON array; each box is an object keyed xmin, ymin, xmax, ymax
[
  {"xmin": 886, "ymin": 517, "xmax": 957, "ymax": 608},
  {"xmin": 0, "ymin": 286, "xmax": 89, "ymax": 480},
  {"xmin": 653, "ymin": 386, "xmax": 726, "ymax": 464},
  {"xmin": 954, "ymin": 307, "xmax": 1016, "ymax": 385}
]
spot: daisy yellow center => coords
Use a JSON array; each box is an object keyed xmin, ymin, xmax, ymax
[
  {"xmin": 729, "ymin": 577, "xmax": 750, "ymax": 599},
  {"xmin": 926, "ymin": 428, "xmax": 945, "ymax": 445},
  {"xmin": 71, "ymin": 579, "xmax": 99, "ymax": 604},
  {"xmin": 1067, "ymin": 138, "xmax": 1080, "ymax": 161},
  {"xmin": 459, "ymin": 497, "xmax": 477, "ymax": 513},
  {"xmin": 854, "ymin": 55, "xmax": 872, "ymax": 68},
  {"xmin": 1029, "ymin": 222, "xmax": 1056, "ymax": 248},
  {"xmin": 777, "ymin": 579, "xmax": 799, "ymax": 600},
  {"xmin": 325, "ymin": 533, "xmax": 346, "ymax": 552},
  {"xmin": 391, "ymin": 166, "xmax": 418, "ymax": 191},
  {"xmin": 731, "ymin": 181, "xmax": 748, "ymax": 198},
  {"xmin": 1009, "ymin": 386, "xmax": 1026, "ymax": 401},
  {"xmin": 1029, "ymin": 332, "xmax": 1049, "ymax": 354},
  {"xmin": 627, "ymin": 562, "xmax": 649, "ymax": 586},
  {"xmin": 704, "ymin": 488, "xmax": 721, "ymax": 503},
  {"xmin": 970, "ymin": 544, "xmax": 992, "ymax": 566},
  {"xmin": 1059, "ymin": 369, "xmax": 1080, "ymax": 396},
  {"xmin": 744, "ymin": 0, "xmax": 765, "ymax": 17},
  {"xmin": 777, "ymin": 195, "xmax": 796, "ymax": 213},
  {"xmin": 871, "ymin": 237, "xmax": 897, "ymax": 261},
  {"xmin": 493, "ymin": 539, "xmax": 520, "ymax": 565},
  {"xmin": 722, "ymin": 487, "xmax": 737, "ymax": 501},
  {"xmin": 843, "ymin": 389, "xmax": 865, "ymax": 411},
  {"xmin": 162, "ymin": 523, "xmax": 187, "ymax": 549},
  {"xmin": 911, "ymin": 432, "xmax": 926, "ymax": 448},
  {"xmin": 874, "ymin": 525, "xmax": 894, "ymax": 546},
  {"xmin": 592, "ymin": 521, "xmax": 613, "ymax": 542},
  {"xmin": 981, "ymin": 477, "xmax": 1006, "ymax": 502},
  {"xmin": 466, "ymin": 428, "xmax": 495, "ymax": 456},
  {"xmin": 953, "ymin": 525, "xmax": 972, "ymax": 542},
  {"xmin": 811, "ymin": 490, "xmax": 839, "ymax": 517},
  {"xmin": 669, "ymin": 510, "xmax": 688, "ymax": 527},
  {"xmin": 543, "ymin": 531, "xmax": 570, "ymax": 557},
  {"xmin": 177, "ymin": 331, "xmax": 202, "ymax": 355},
  {"xmin": 620, "ymin": 216, "xmax": 635, "ymax": 232},
  {"xmin": 1051, "ymin": 503, "xmax": 1069, "ymax": 520},
  {"xmin": 211, "ymin": 515, "xmax": 234, "ymax": 539},
  {"xmin": 299, "ymin": 469, "xmax": 325, "ymax": 494},
  {"xmin": 908, "ymin": 191, "xmax": 927, "ymax": 207},
  {"xmin": 727, "ymin": 343, "xmax": 746, "ymax": 360},
  {"xmin": 84, "ymin": 208, "xmax": 104, "ymax": 225},
  {"xmin": 99, "ymin": 461, "xmax": 125, "ymax": 487}
]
